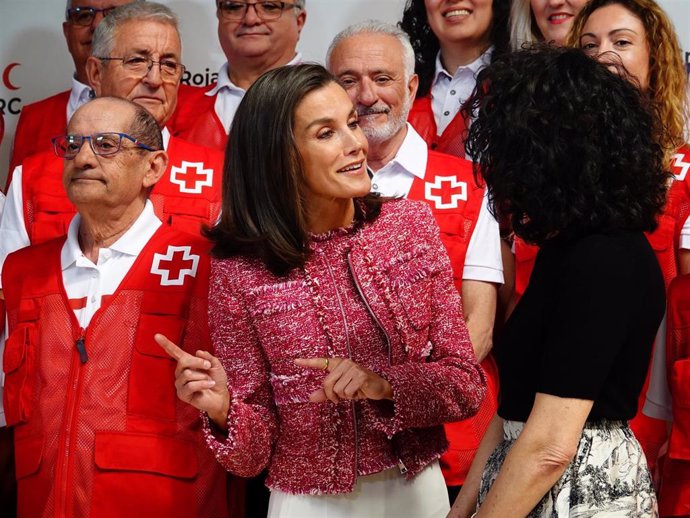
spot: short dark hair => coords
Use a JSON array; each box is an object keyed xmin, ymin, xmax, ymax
[
  {"xmin": 463, "ymin": 45, "xmax": 669, "ymax": 245},
  {"xmin": 206, "ymin": 64, "xmax": 384, "ymax": 276},
  {"xmin": 128, "ymin": 102, "xmax": 163, "ymax": 150},
  {"xmin": 399, "ymin": 0, "xmax": 510, "ymax": 98}
]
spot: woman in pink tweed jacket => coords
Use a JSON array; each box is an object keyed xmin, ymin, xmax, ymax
[{"xmin": 158, "ymin": 64, "xmax": 486, "ymax": 518}]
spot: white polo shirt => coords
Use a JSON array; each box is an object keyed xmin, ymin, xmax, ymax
[{"xmin": 370, "ymin": 124, "xmax": 503, "ymax": 284}]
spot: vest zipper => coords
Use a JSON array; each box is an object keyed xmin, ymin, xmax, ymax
[
  {"xmin": 56, "ymin": 327, "xmax": 87, "ymax": 517},
  {"xmin": 75, "ymin": 335, "xmax": 88, "ymax": 364}
]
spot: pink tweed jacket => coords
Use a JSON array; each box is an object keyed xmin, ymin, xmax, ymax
[{"xmin": 203, "ymin": 198, "xmax": 486, "ymax": 494}]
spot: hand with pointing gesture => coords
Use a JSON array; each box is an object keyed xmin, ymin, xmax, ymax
[
  {"xmin": 155, "ymin": 333, "xmax": 230, "ymax": 430},
  {"xmin": 295, "ymin": 357, "xmax": 393, "ymax": 404}
]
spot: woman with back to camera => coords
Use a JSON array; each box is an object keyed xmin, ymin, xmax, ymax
[
  {"xmin": 569, "ymin": 1, "xmax": 690, "ymax": 513},
  {"xmin": 156, "ymin": 63, "xmax": 486, "ymax": 518},
  {"xmin": 448, "ymin": 45, "xmax": 667, "ymax": 518}
]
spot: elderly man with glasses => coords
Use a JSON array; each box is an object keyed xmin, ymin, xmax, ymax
[
  {"xmin": 0, "ymin": 2, "xmax": 224, "ymax": 278},
  {"xmin": 7, "ymin": 0, "xmax": 137, "ymax": 182},
  {"xmin": 170, "ymin": 0, "xmax": 307, "ymax": 150},
  {"xmin": 1, "ymin": 95, "xmax": 230, "ymax": 518}
]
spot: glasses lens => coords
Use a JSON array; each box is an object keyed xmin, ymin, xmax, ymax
[
  {"xmin": 256, "ymin": 2, "xmax": 284, "ymax": 19},
  {"xmin": 68, "ymin": 7, "xmax": 96, "ymax": 26},
  {"xmin": 219, "ymin": 1, "xmax": 246, "ymax": 19},
  {"xmin": 54, "ymin": 135, "xmax": 83, "ymax": 158},
  {"xmin": 93, "ymin": 133, "xmax": 122, "ymax": 156}
]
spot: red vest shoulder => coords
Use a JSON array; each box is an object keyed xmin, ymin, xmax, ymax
[{"xmin": 170, "ymin": 84, "xmax": 226, "ymax": 151}]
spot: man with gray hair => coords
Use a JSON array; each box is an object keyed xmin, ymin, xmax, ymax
[
  {"xmin": 170, "ymin": 0, "xmax": 307, "ymax": 150},
  {"xmin": 2, "ymin": 96, "xmax": 229, "ymax": 518},
  {"xmin": 8, "ymin": 0, "xmax": 138, "ymax": 180},
  {"xmin": 327, "ymin": 20, "xmax": 503, "ymax": 500}
]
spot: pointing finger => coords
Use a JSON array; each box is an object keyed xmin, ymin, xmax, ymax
[{"xmin": 155, "ymin": 333, "xmax": 187, "ymax": 361}]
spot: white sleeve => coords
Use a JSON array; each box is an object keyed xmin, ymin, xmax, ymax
[
  {"xmin": 680, "ymin": 213, "xmax": 690, "ymax": 250},
  {"xmin": 643, "ymin": 312, "xmax": 673, "ymax": 421},
  {"xmin": 0, "ymin": 166, "xmax": 31, "ymax": 289},
  {"xmin": 462, "ymin": 189, "xmax": 504, "ymax": 284}
]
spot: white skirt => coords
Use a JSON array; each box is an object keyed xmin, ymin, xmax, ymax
[{"xmin": 267, "ymin": 461, "xmax": 449, "ymax": 518}]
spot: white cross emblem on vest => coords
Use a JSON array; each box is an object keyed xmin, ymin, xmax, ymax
[
  {"xmin": 169, "ymin": 161, "xmax": 213, "ymax": 194},
  {"xmin": 151, "ymin": 246, "xmax": 200, "ymax": 286},
  {"xmin": 672, "ymin": 153, "xmax": 690, "ymax": 182},
  {"xmin": 425, "ymin": 176, "xmax": 468, "ymax": 209}
]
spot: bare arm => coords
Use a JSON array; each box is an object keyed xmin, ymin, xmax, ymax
[
  {"xmin": 462, "ymin": 280, "xmax": 498, "ymax": 362},
  {"xmin": 679, "ymin": 249, "xmax": 690, "ymax": 275},
  {"xmin": 448, "ymin": 413, "xmax": 505, "ymax": 518},
  {"xmin": 474, "ymin": 393, "xmax": 593, "ymax": 518}
]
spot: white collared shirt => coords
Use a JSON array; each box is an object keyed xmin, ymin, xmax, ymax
[
  {"xmin": 67, "ymin": 76, "xmax": 93, "ymax": 122},
  {"xmin": 371, "ymin": 125, "xmax": 503, "ymax": 284},
  {"xmin": 430, "ymin": 48, "xmax": 493, "ymax": 135},
  {"xmin": 61, "ymin": 200, "xmax": 161, "ymax": 328},
  {"xmin": 208, "ymin": 53, "xmax": 302, "ymax": 133}
]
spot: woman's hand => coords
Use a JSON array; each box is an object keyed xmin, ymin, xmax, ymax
[
  {"xmin": 156, "ymin": 333, "xmax": 230, "ymax": 430},
  {"xmin": 295, "ymin": 357, "xmax": 393, "ymax": 403}
]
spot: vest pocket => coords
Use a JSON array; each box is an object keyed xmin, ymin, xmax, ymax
[
  {"xmin": 3, "ymin": 323, "xmax": 37, "ymax": 426},
  {"xmin": 90, "ymin": 431, "xmax": 199, "ymax": 518},
  {"xmin": 670, "ymin": 357, "xmax": 690, "ymax": 460}
]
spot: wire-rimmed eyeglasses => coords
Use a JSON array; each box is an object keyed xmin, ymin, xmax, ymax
[
  {"xmin": 217, "ymin": 1, "xmax": 301, "ymax": 21},
  {"xmin": 96, "ymin": 56, "xmax": 186, "ymax": 83},
  {"xmin": 66, "ymin": 6, "xmax": 115, "ymax": 26}
]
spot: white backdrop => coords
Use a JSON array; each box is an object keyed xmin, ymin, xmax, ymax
[{"xmin": 1, "ymin": 0, "xmax": 688, "ymax": 186}]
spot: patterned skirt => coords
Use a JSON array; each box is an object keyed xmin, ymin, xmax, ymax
[{"xmin": 478, "ymin": 420, "xmax": 658, "ymax": 517}]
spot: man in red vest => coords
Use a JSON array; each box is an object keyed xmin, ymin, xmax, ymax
[
  {"xmin": 0, "ymin": 2, "xmax": 224, "ymax": 274},
  {"xmin": 327, "ymin": 21, "xmax": 503, "ymax": 502},
  {"xmin": 169, "ymin": 0, "xmax": 307, "ymax": 151},
  {"xmin": 1, "ymin": 96, "xmax": 229, "ymax": 518},
  {"xmin": 8, "ymin": 0, "xmax": 136, "ymax": 183}
]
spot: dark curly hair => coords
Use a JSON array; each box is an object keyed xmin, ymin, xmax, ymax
[
  {"xmin": 463, "ymin": 45, "xmax": 669, "ymax": 245},
  {"xmin": 399, "ymin": 0, "xmax": 510, "ymax": 98}
]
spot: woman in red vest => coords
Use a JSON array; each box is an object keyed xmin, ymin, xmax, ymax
[{"xmin": 158, "ymin": 64, "xmax": 487, "ymax": 518}]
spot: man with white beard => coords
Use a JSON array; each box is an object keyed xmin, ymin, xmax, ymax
[{"xmin": 327, "ymin": 21, "xmax": 503, "ymax": 500}]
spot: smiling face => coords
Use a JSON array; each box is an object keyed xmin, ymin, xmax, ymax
[
  {"xmin": 293, "ymin": 82, "xmax": 370, "ymax": 218},
  {"xmin": 530, "ymin": 0, "xmax": 587, "ymax": 45},
  {"xmin": 217, "ymin": 1, "xmax": 306, "ymax": 69},
  {"xmin": 62, "ymin": 98, "xmax": 163, "ymax": 211},
  {"xmin": 329, "ymin": 32, "xmax": 418, "ymax": 146},
  {"xmin": 424, "ymin": 0, "xmax": 494, "ymax": 53},
  {"xmin": 63, "ymin": 0, "xmax": 133, "ymax": 82},
  {"xmin": 579, "ymin": 3, "xmax": 650, "ymax": 91},
  {"xmin": 87, "ymin": 19, "xmax": 182, "ymax": 126}
]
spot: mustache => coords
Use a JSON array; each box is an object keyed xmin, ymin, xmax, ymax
[{"xmin": 357, "ymin": 103, "xmax": 391, "ymax": 117}]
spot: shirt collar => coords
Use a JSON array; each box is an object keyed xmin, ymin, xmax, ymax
[
  {"xmin": 67, "ymin": 76, "xmax": 94, "ymax": 121},
  {"xmin": 61, "ymin": 200, "xmax": 162, "ymax": 270},
  {"xmin": 206, "ymin": 53, "xmax": 303, "ymax": 96},
  {"xmin": 432, "ymin": 47, "xmax": 494, "ymax": 85},
  {"xmin": 161, "ymin": 126, "xmax": 171, "ymax": 150},
  {"xmin": 375, "ymin": 124, "xmax": 428, "ymax": 179}
]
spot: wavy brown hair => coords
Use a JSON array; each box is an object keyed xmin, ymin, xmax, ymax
[{"xmin": 567, "ymin": 0, "xmax": 689, "ymax": 162}]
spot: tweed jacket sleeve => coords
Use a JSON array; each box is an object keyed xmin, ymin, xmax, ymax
[
  {"xmin": 201, "ymin": 259, "xmax": 278, "ymax": 477},
  {"xmin": 364, "ymin": 202, "xmax": 487, "ymax": 437}
]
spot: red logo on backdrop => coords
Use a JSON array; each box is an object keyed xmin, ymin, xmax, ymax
[{"xmin": 3, "ymin": 63, "xmax": 21, "ymax": 91}]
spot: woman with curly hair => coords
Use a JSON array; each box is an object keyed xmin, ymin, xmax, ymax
[
  {"xmin": 509, "ymin": 0, "xmax": 587, "ymax": 50},
  {"xmin": 448, "ymin": 45, "xmax": 666, "ymax": 518},
  {"xmin": 399, "ymin": 0, "xmax": 510, "ymax": 157}
]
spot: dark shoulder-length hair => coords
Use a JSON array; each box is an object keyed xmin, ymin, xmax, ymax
[
  {"xmin": 206, "ymin": 63, "xmax": 383, "ymax": 276},
  {"xmin": 463, "ymin": 45, "xmax": 669, "ymax": 245},
  {"xmin": 399, "ymin": 0, "xmax": 510, "ymax": 98}
]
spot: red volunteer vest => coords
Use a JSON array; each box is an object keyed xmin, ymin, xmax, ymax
[
  {"xmin": 407, "ymin": 151, "xmax": 499, "ymax": 486},
  {"xmin": 20, "ymin": 135, "xmax": 223, "ymax": 244},
  {"xmin": 408, "ymin": 95, "xmax": 469, "ymax": 159},
  {"xmin": 2, "ymin": 225, "xmax": 228, "ymax": 518},
  {"xmin": 9, "ymin": 90, "xmax": 70, "ymax": 188},
  {"xmin": 170, "ymin": 84, "xmax": 227, "ymax": 152},
  {"xmin": 661, "ymin": 273, "xmax": 690, "ymax": 516}
]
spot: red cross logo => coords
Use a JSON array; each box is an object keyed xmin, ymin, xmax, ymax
[
  {"xmin": 169, "ymin": 161, "xmax": 213, "ymax": 194},
  {"xmin": 425, "ymin": 176, "xmax": 467, "ymax": 209},
  {"xmin": 150, "ymin": 246, "xmax": 200, "ymax": 286},
  {"xmin": 672, "ymin": 153, "xmax": 690, "ymax": 182}
]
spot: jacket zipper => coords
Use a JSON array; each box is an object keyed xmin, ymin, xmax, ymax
[
  {"xmin": 56, "ymin": 326, "xmax": 87, "ymax": 517},
  {"xmin": 347, "ymin": 253, "xmax": 407, "ymax": 475},
  {"xmin": 322, "ymin": 253, "xmax": 360, "ymax": 485}
]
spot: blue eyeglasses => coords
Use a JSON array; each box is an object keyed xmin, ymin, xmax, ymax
[{"xmin": 52, "ymin": 132, "xmax": 156, "ymax": 159}]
